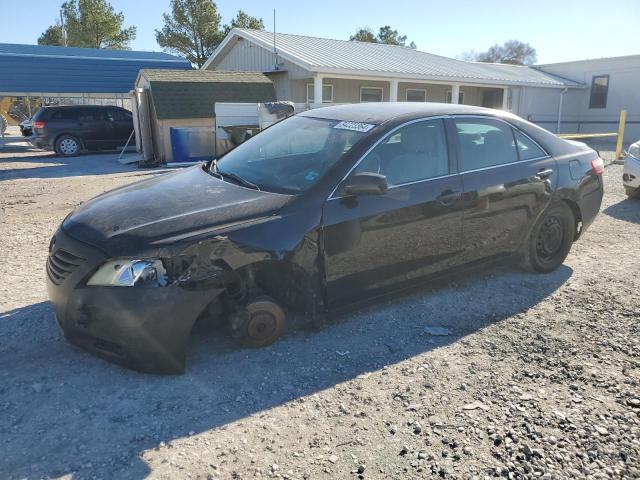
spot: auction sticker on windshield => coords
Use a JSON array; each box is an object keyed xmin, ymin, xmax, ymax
[{"xmin": 333, "ymin": 121, "xmax": 376, "ymax": 133}]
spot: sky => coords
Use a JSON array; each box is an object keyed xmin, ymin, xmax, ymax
[{"xmin": 0, "ymin": 0, "xmax": 638, "ymax": 64}]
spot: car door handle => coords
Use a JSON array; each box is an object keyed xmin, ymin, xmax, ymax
[
  {"xmin": 436, "ymin": 189, "xmax": 460, "ymax": 206},
  {"xmin": 536, "ymin": 168, "xmax": 554, "ymax": 179}
]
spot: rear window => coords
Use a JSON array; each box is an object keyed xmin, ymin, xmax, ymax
[{"xmin": 31, "ymin": 108, "xmax": 45, "ymax": 121}]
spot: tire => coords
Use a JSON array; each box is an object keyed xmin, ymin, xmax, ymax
[
  {"xmin": 521, "ymin": 201, "xmax": 575, "ymax": 273},
  {"xmin": 233, "ymin": 297, "xmax": 286, "ymax": 348},
  {"xmin": 625, "ymin": 186, "xmax": 640, "ymax": 199},
  {"xmin": 55, "ymin": 135, "xmax": 81, "ymax": 156}
]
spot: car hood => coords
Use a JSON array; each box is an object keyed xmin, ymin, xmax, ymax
[{"xmin": 63, "ymin": 165, "xmax": 292, "ymax": 256}]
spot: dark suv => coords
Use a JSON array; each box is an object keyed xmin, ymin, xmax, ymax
[{"xmin": 30, "ymin": 105, "xmax": 134, "ymax": 156}]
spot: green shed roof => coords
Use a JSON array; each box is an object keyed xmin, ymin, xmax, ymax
[{"xmin": 140, "ymin": 69, "xmax": 276, "ymax": 120}]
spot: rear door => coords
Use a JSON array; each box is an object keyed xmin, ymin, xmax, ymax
[
  {"xmin": 77, "ymin": 108, "xmax": 108, "ymax": 149},
  {"xmin": 454, "ymin": 116, "xmax": 557, "ymax": 260},
  {"xmin": 322, "ymin": 118, "xmax": 465, "ymax": 306}
]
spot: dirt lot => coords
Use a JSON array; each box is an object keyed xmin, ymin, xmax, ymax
[{"xmin": 0, "ymin": 147, "xmax": 638, "ymax": 480}]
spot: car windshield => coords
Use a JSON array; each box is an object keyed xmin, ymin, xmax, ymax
[{"xmin": 213, "ymin": 116, "xmax": 373, "ymax": 194}]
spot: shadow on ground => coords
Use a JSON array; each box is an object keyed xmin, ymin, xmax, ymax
[
  {"xmin": 0, "ymin": 264, "xmax": 572, "ymax": 479},
  {"xmin": 0, "ymin": 151, "xmax": 154, "ymax": 181},
  {"xmin": 603, "ymin": 197, "xmax": 640, "ymax": 224}
]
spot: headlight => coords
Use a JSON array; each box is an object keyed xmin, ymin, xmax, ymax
[
  {"xmin": 87, "ymin": 259, "xmax": 167, "ymax": 287},
  {"xmin": 629, "ymin": 142, "xmax": 640, "ymax": 160}
]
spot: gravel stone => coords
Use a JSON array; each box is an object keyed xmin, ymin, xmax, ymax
[{"xmin": 0, "ymin": 147, "xmax": 638, "ymax": 479}]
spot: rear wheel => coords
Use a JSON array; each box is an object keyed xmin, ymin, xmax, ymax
[
  {"xmin": 521, "ymin": 202, "xmax": 575, "ymax": 273},
  {"xmin": 625, "ymin": 186, "xmax": 640, "ymax": 199},
  {"xmin": 55, "ymin": 135, "xmax": 81, "ymax": 156}
]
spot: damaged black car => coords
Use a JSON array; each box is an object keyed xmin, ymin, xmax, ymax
[{"xmin": 46, "ymin": 103, "xmax": 604, "ymax": 373}]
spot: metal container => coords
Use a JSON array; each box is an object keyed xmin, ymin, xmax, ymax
[{"xmin": 170, "ymin": 127, "xmax": 215, "ymax": 163}]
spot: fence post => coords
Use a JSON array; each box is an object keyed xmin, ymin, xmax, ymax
[{"xmin": 614, "ymin": 110, "xmax": 627, "ymax": 160}]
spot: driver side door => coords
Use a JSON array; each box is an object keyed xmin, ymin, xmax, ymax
[{"xmin": 321, "ymin": 118, "xmax": 465, "ymax": 307}]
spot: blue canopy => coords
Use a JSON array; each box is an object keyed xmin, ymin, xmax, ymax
[{"xmin": 0, "ymin": 43, "xmax": 191, "ymax": 94}]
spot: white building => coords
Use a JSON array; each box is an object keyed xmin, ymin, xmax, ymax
[
  {"xmin": 527, "ymin": 55, "xmax": 640, "ymax": 140},
  {"xmin": 203, "ymin": 29, "xmax": 640, "ymax": 142}
]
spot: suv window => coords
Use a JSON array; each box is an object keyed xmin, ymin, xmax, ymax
[
  {"xmin": 51, "ymin": 109, "xmax": 78, "ymax": 121},
  {"xmin": 106, "ymin": 109, "xmax": 131, "ymax": 122},
  {"xmin": 77, "ymin": 108, "xmax": 104, "ymax": 122},
  {"xmin": 455, "ymin": 118, "xmax": 518, "ymax": 171},
  {"xmin": 354, "ymin": 119, "xmax": 449, "ymax": 186}
]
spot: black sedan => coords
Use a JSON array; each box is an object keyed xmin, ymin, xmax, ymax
[{"xmin": 46, "ymin": 103, "xmax": 604, "ymax": 373}]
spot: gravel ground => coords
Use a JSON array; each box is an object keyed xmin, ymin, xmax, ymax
[{"xmin": 0, "ymin": 149, "xmax": 638, "ymax": 480}]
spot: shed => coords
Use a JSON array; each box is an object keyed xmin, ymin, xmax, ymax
[
  {"xmin": 133, "ymin": 69, "xmax": 276, "ymax": 163},
  {"xmin": 0, "ymin": 43, "xmax": 190, "ymax": 124}
]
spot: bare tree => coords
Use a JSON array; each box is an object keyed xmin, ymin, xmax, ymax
[
  {"xmin": 468, "ymin": 40, "xmax": 537, "ymax": 65},
  {"xmin": 350, "ymin": 25, "xmax": 416, "ymax": 49}
]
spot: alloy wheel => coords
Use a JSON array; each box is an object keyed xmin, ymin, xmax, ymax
[{"xmin": 59, "ymin": 138, "xmax": 78, "ymax": 155}]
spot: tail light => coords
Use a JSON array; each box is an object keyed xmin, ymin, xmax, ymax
[
  {"xmin": 591, "ymin": 157, "xmax": 604, "ymax": 175},
  {"xmin": 33, "ymin": 121, "xmax": 47, "ymax": 129}
]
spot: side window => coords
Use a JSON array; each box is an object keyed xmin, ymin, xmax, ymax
[
  {"xmin": 455, "ymin": 118, "xmax": 518, "ymax": 171},
  {"xmin": 513, "ymin": 129, "xmax": 546, "ymax": 160},
  {"xmin": 106, "ymin": 109, "xmax": 128, "ymax": 122},
  {"xmin": 78, "ymin": 109, "xmax": 102, "ymax": 122},
  {"xmin": 354, "ymin": 119, "xmax": 449, "ymax": 186},
  {"xmin": 52, "ymin": 109, "xmax": 77, "ymax": 121},
  {"xmin": 589, "ymin": 75, "xmax": 609, "ymax": 109}
]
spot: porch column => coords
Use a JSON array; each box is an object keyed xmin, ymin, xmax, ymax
[
  {"xmin": 313, "ymin": 75, "xmax": 323, "ymax": 105},
  {"xmin": 502, "ymin": 87, "xmax": 510, "ymax": 110},
  {"xmin": 389, "ymin": 79, "xmax": 399, "ymax": 102},
  {"xmin": 450, "ymin": 84, "xmax": 460, "ymax": 104}
]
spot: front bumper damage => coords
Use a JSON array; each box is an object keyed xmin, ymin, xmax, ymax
[{"xmin": 46, "ymin": 228, "xmax": 218, "ymax": 373}]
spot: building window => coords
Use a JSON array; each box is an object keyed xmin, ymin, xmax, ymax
[
  {"xmin": 360, "ymin": 86, "xmax": 384, "ymax": 102},
  {"xmin": 406, "ymin": 89, "xmax": 427, "ymax": 102},
  {"xmin": 446, "ymin": 90, "xmax": 465, "ymax": 104},
  {"xmin": 589, "ymin": 75, "xmax": 609, "ymax": 109},
  {"xmin": 306, "ymin": 83, "xmax": 333, "ymax": 103}
]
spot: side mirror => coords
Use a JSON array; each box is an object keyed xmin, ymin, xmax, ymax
[{"xmin": 342, "ymin": 172, "xmax": 388, "ymax": 196}]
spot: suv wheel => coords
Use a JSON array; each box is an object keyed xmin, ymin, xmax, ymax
[
  {"xmin": 55, "ymin": 135, "xmax": 81, "ymax": 156},
  {"xmin": 521, "ymin": 201, "xmax": 575, "ymax": 273}
]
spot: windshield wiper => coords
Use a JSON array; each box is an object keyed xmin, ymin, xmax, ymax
[
  {"xmin": 208, "ymin": 159, "xmax": 222, "ymax": 179},
  {"xmin": 209, "ymin": 159, "xmax": 260, "ymax": 190},
  {"xmin": 217, "ymin": 168, "xmax": 261, "ymax": 191}
]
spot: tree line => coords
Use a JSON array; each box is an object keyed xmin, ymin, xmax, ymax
[{"xmin": 38, "ymin": 0, "xmax": 536, "ymax": 67}]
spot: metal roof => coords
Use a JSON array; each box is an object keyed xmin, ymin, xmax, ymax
[
  {"xmin": 140, "ymin": 69, "xmax": 273, "ymax": 84},
  {"xmin": 0, "ymin": 43, "xmax": 191, "ymax": 94},
  {"xmin": 138, "ymin": 69, "xmax": 275, "ymax": 120},
  {"xmin": 206, "ymin": 29, "xmax": 583, "ymax": 89}
]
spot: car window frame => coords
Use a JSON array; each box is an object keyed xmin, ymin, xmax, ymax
[
  {"xmin": 328, "ymin": 116, "xmax": 454, "ymax": 200},
  {"xmin": 451, "ymin": 115, "xmax": 550, "ymax": 173}
]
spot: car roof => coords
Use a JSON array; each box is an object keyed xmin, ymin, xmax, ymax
[
  {"xmin": 43, "ymin": 105, "xmax": 124, "ymax": 110},
  {"xmin": 298, "ymin": 102, "xmax": 502, "ymax": 125}
]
